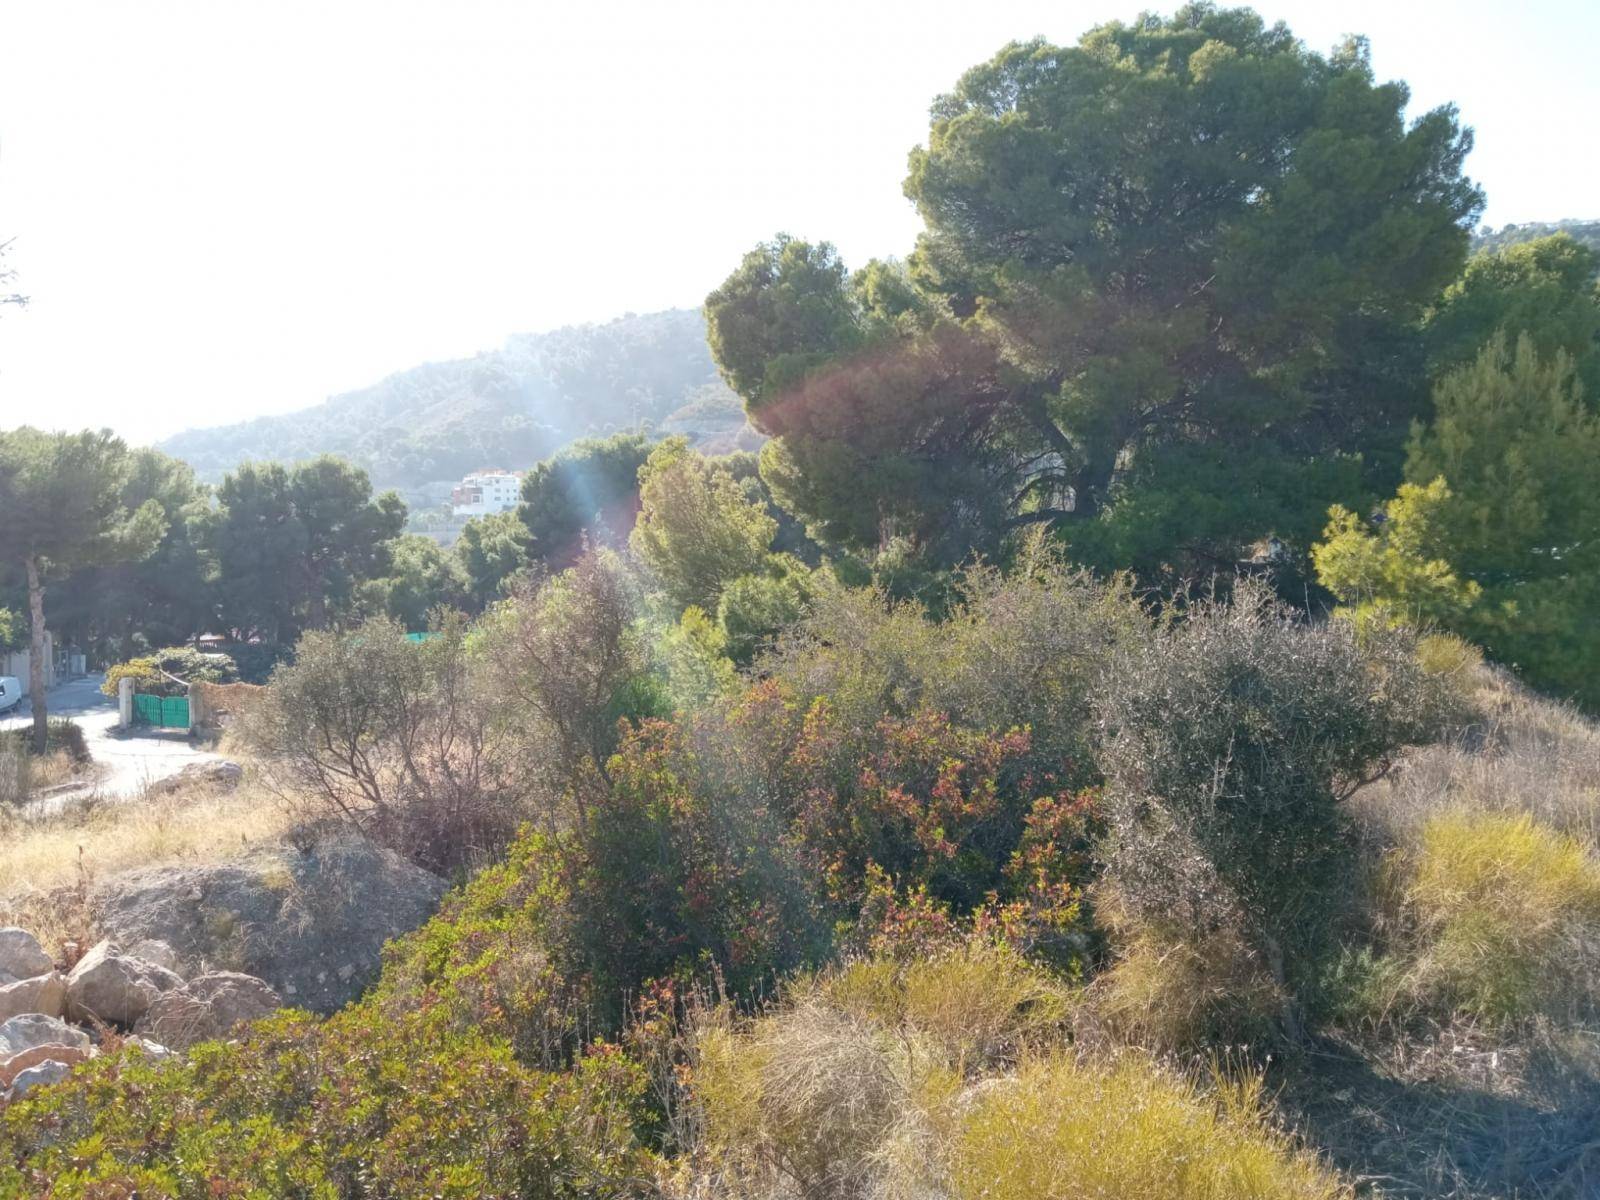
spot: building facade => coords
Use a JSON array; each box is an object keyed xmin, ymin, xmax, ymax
[{"xmin": 450, "ymin": 469, "xmax": 524, "ymax": 517}]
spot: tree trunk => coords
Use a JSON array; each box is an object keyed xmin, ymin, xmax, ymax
[{"xmin": 25, "ymin": 556, "xmax": 48, "ymax": 755}]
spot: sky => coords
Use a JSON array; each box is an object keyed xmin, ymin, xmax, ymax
[{"xmin": 1, "ymin": 0, "xmax": 1596, "ymax": 446}]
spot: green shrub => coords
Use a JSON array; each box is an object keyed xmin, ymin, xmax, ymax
[
  {"xmin": 760, "ymin": 553, "xmax": 1143, "ymax": 795},
  {"xmin": 0, "ymin": 1008, "xmax": 655, "ymax": 1198},
  {"xmin": 716, "ymin": 565, "xmax": 808, "ymax": 664},
  {"xmin": 101, "ymin": 646, "xmax": 238, "ymax": 699},
  {"xmin": 376, "ymin": 719, "xmax": 827, "ymax": 1054}
]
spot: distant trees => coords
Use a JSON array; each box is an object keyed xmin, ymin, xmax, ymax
[
  {"xmin": 517, "ymin": 432, "xmax": 651, "ymax": 566},
  {"xmin": 0, "ymin": 429, "xmax": 163, "ymax": 750},
  {"xmin": 52, "ymin": 449, "xmax": 212, "ymax": 658},
  {"xmin": 1426, "ymin": 234, "xmax": 1600, "ymax": 392},
  {"xmin": 208, "ymin": 456, "xmax": 406, "ymax": 643},
  {"xmin": 360, "ymin": 534, "xmax": 467, "ymax": 630},
  {"xmin": 454, "ymin": 511, "xmax": 528, "ymax": 609},
  {"xmin": 630, "ymin": 437, "xmax": 777, "ymax": 613},
  {"xmin": 707, "ymin": 7, "xmax": 1483, "ymax": 580}
]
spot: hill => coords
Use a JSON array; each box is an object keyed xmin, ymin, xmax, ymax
[
  {"xmin": 1473, "ymin": 217, "xmax": 1600, "ymax": 256},
  {"xmin": 156, "ymin": 308, "xmax": 758, "ymax": 492}
]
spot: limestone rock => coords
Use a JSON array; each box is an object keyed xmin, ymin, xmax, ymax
[
  {"xmin": 0, "ymin": 972, "xmax": 67, "ymax": 1022},
  {"xmin": 92, "ymin": 832, "xmax": 446, "ymax": 1013},
  {"xmin": 0, "ymin": 1013, "xmax": 90, "ymax": 1057},
  {"xmin": 66, "ymin": 940, "xmax": 183, "ymax": 1027},
  {"xmin": 136, "ymin": 971, "xmax": 281, "ymax": 1049},
  {"xmin": 6, "ymin": 1058, "xmax": 72, "ymax": 1100},
  {"xmin": 127, "ymin": 939, "xmax": 181, "ymax": 973},
  {"xmin": 146, "ymin": 760, "xmax": 244, "ymax": 798},
  {"xmin": 124, "ymin": 1035, "xmax": 177, "ymax": 1061},
  {"xmin": 0, "ymin": 1042, "xmax": 90, "ymax": 1090},
  {"xmin": 0, "ymin": 929, "xmax": 52, "ymax": 984}
]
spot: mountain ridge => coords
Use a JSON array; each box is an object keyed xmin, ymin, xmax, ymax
[{"xmin": 157, "ymin": 307, "xmax": 757, "ymax": 493}]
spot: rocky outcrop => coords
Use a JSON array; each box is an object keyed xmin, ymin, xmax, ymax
[
  {"xmin": 91, "ymin": 832, "xmax": 446, "ymax": 1013},
  {"xmin": 0, "ymin": 928, "xmax": 53, "ymax": 984},
  {"xmin": 0, "ymin": 972, "xmax": 67, "ymax": 1022},
  {"xmin": 0, "ymin": 934, "xmax": 281, "ymax": 1105},
  {"xmin": 136, "ymin": 971, "xmax": 282, "ymax": 1049}
]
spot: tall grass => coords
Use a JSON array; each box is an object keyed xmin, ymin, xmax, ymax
[
  {"xmin": 688, "ymin": 940, "xmax": 1348, "ymax": 1200},
  {"xmin": 948, "ymin": 1055, "xmax": 1350, "ymax": 1200},
  {"xmin": 1402, "ymin": 809, "xmax": 1600, "ymax": 1024}
]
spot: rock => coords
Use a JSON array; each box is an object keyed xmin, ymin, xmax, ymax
[
  {"xmin": 0, "ymin": 1042, "xmax": 90, "ymax": 1090},
  {"xmin": 0, "ymin": 928, "xmax": 52, "ymax": 984},
  {"xmin": 123, "ymin": 1035, "xmax": 176, "ymax": 1061},
  {"xmin": 91, "ymin": 832, "xmax": 447, "ymax": 1014},
  {"xmin": 0, "ymin": 1013, "xmax": 90, "ymax": 1057},
  {"xmin": 6, "ymin": 1058, "xmax": 72, "ymax": 1100},
  {"xmin": 136, "ymin": 971, "xmax": 280, "ymax": 1049},
  {"xmin": 146, "ymin": 760, "xmax": 244, "ymax": 797},
  {"xmin": 127, "ymin": 939, "xmax": 181, "ymax": 973},
  {"xmin": 0, "ymin": 972, "xmax": 67, "ymax": 1021},
  {"xmin": 65, "ymin": 940, "xmax": 183, "ymax": 1027}
]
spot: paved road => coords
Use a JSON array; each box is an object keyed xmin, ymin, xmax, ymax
[{"xmin": 1, "ymin": 674, "xmax": 220, "ymax": 807}]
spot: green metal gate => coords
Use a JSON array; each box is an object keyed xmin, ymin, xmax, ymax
[{"xmin": 133, "ymin": 694, "xmax": 189, "ymax": 729}]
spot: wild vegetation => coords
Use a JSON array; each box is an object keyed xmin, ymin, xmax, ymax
[{"xmin": 2, "ymin": 5, "xmax": 1599, "ymax": 1198}]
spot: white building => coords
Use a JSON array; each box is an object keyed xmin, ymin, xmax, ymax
[{"xmin": 450, "ymin": 469, "xmax": 524, "ymax": 517}]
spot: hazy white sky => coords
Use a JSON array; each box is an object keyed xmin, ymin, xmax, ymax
[{"xmin": 2, "ymin": 0, "xmax": 1596, "ymax": 445}]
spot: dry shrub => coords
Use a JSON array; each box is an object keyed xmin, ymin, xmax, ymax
[
  {"xmin": 242, "ymin": 614, "xmax": 522, "ymax": 872},
  {"xmin": 0, "ymin": 740, "xmax": 28, "ymax": 806},
  {"xmin": 687, "ymin": 941, "xmax": 1347, "ymax": 1200},
  {"xmin": 1416, "ymin": 631, "xmax": 1485, "ymax": 683},
  {"xmin": 947, "ymin": 1054, "xmax": 1350, "ymax": 1200},
  {"xmin": 1401, "ymin": 810, "xmax": 1600, "ymax": 1024},
  {"xmin": 823, "ymin": 938, "xmax": 1073, "ymax": 1074},
  {"xmin": 693, "ymin": 994, "xmax": 927, "ymax": 1198},
  {"xmin": 1093, "ymin": 923, "xmax": 1283, "ymax": 1055}
]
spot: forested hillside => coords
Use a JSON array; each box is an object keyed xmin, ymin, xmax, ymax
[
  {"xmin": 156, "ymin": 308, "xmax": 755, "ymax": 488},
  {"xmin": 1474, "ymin": 218, "xmax": 1600, "ymax": 256}
]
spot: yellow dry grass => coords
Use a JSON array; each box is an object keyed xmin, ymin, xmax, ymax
[{"xmin": 0, "ymin": 774, "xmax": 295, "ymax": 955}]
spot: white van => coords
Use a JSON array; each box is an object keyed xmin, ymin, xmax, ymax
[{"xmin": 0, "ymin": 676, "xmax": 20, "ymax": 714}]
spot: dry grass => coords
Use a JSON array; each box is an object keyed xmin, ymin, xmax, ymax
[
  {"xmin": 0, "ymin": 772, "xmax": 295, "ymax": 956},
  {"xmin": 1093, "ymin": 924, "xmax": 1284, "ymax": 1054},
  {"xmin": 687, "ymin": 941, "xmax": 1345, "ymax": 1200},
  {"xmin": 1352, "ymin": 665, "xmax": 1600, "ymax": 846},
  {"xmin": 947, "ymin": 1054, "xmax": 1350, "ymax": 1200}
]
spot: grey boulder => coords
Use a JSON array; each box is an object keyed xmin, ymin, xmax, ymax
[
  {"xmin": 66, "ymin": 940, "xmax": 183, "ymax": 1027},
  {"xmin": 0, "ymin": 1013, "xmax": 90, "ymax": 1057},
  {"xmin": 6, "ymin": 1058, "xmax": 72, "ymax": 1100},
  {"xmin": 0, "ymin": 972, "xmax": 67, "ymax": 1022},
  {"xmin": 0, "ymin": 928, "xmax": 52, "ymax": 984},
  {"xmin": 136, "ymin": 971, "xmax": 281, "ymax": 1049},
  {"xmin": 0, "ymin": 1042, "xmax": 90, "ymax": 1090}
]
